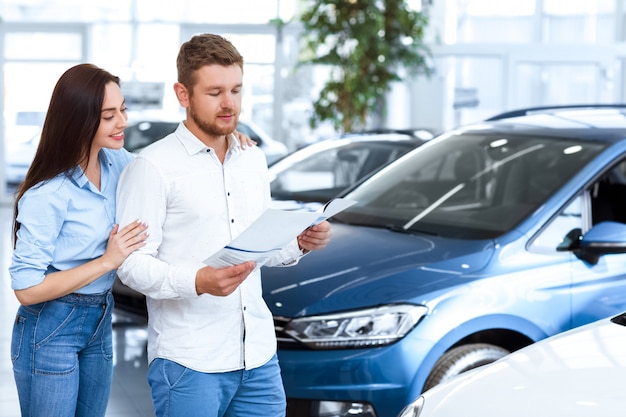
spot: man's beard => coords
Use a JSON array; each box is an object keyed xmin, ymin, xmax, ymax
[{"xmin": 189, "ymin": 106, "xmax": 237, "ymax": 137}]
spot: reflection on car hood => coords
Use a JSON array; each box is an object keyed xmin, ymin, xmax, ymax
[
  {"xmin": 262, "ymin": 222, "xmax": 495, "ymax": 317},
  {"xmin": 418, "ymin": 313, "xmax": 626, "ymax": 416}
]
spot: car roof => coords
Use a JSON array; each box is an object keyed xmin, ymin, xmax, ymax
[
  {"xmin": 477, "ymin": 105, "xmax": 626, "ymax": 143},
  {"xmin": 340, "ymin": 128, "xmax": 436, "ymax": 141},
  {"xmin": 485, "ymin": 103, "xmax": 626, "ymax": 120},
  {"xmin": 268, "ymin": 133, "xmax": 423, "ymax": 170},
  {"xmin": 336, "ymin": 132, "xmax": 426, "ymax": 143},
  {"xmin": 275, "ymin": 132, "xmax": 426, "ymax": 158}
]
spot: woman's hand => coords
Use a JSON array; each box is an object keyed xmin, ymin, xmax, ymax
[
  {"xmin": 232, "ymin": 130, "xmax": 257, "ymax": 149},
  {"xmin": 101, "ymin": 219, "xmax": 149, "ymax": 270}
]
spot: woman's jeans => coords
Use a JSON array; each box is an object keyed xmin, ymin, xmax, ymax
[
  {"xmin": 11, "ymin": 291, "xmax": 114, "ymax": 417},
  {"xmin": 148, "ymin": 354, "xmax": 286, "ymax": 417}
]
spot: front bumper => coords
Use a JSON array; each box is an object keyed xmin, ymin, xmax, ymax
[{"xmin": 278, "ymin": 338, "xmax": 430, "ymax": 417}]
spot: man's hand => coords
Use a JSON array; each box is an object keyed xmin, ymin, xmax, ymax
[
  {"xmin": 297, "ymin": 220, "xmax": 332, "ymax": 252},
  {"xmin": 195, "ymin": 261, "xmax": 256, "ymax": 296}
]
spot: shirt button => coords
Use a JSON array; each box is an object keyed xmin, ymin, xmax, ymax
[{"xmin": 231, "ymin": 219, "xmax": 235, "ymax": 223}]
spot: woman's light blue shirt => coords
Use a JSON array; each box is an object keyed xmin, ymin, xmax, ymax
[{"xmin": 10, "ymin": 148, "xmax": 134, "ymax": 294}]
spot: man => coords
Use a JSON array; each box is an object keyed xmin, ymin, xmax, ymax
[{"xmin": 115, "ymin": 33, "xmax": 331, "ymax": 417}]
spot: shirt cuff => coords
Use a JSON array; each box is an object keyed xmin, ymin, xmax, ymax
[
  {"xmin": 177, "ymin": 264, "xmax": 203, "ymax": 298},
  {"xmin": 277, "ymin": 240, "xmax": 307, "ymax": 266}
]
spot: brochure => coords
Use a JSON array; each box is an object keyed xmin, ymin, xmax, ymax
[{"xmin": 203, "ymin": 197, "xmax": 356, "ymax": 268}]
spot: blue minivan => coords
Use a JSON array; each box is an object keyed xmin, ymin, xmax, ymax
[{"xmin": 261, "ymin": 106, "xmax": 626, "ymax": 417}]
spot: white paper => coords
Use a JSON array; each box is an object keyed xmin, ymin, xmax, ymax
[{"xmin": 203, "ymin": 197, "xmax": 356, "ymax": 268}]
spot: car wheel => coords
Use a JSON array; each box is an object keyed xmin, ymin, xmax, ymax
[{"xmin": 423, "ymin": 343, "xmax": 509, "ymax": 391}]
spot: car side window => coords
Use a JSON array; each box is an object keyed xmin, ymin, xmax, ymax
[
  {"xmin": 529, "ymin": 196, "xmax": 583, "ymax": 253},
  {"xmin": 531, "ymin": 158, "xmax": 626, "ymax": 253},
  {"xmin": 590, "ymin": 160, "xmax": 626, "ymax": 226}
]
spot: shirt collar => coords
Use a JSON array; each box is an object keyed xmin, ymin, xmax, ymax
[
  {"xmin": 176, "ymin": 122, "xmax": 242, "ymax": 156},
  {"xmin": 68, "ymin": 149, "xmax": 111, "ymax": 188}
]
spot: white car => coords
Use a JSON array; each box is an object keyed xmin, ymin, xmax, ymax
[
  {"xmin": 268, "ymin": 131, "xmax": 429, "ymax": 211},
  {"xmin": 398, "ymin": 312, "xmax": 626, "ymax": 417}
]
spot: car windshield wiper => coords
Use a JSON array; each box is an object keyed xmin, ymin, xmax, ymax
[
  {"xmin": 402, "ymin": 144, "xmax": 545, "ymax": 230},
  {"xmin": 386, "ymin": 224, "xmax": 440, "ymax": 236},
  {"xmin": 402, "ymin": 184, "xmax": 466, "ymax": 230}
]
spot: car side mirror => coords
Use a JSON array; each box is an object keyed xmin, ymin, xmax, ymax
[{"xmin": 575, "ymin": 221, "xmax": 626, "ymax": 264}]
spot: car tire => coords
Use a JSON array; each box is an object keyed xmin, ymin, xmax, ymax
[{"xmin": 423, "ymin": 343, "xmax": 509, "ymax": 391}]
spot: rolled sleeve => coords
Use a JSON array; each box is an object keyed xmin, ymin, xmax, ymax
[{"xmin": 10, "ymin": 184, "xmax": 66, "ymax": 290}]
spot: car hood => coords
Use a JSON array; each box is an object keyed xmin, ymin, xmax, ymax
[
  {"xmin": 417, "ymin": 313, "xmax": 626, "ymax": 416},
  {"xmin": 262, "ymin": 222, "xmax": 495, "ymax": 317}
]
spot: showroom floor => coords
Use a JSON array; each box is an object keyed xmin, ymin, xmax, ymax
[{"xmin": 0, "ymin": 203, "xmax": 155, "ymax": 416}]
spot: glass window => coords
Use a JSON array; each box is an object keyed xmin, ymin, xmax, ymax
[
  {"xmin": 5, "ymin": 32, "xmax": 82, "ymax": 60},
  {"xmin": 4, "ymin": 62, "xmax": 79, "ymax": 118},
  {"xmin": 455, "ymin": 0, "xmax": 535, "ymax": 43},
  {"xmin": 543, "ymin": 15, "xmax": 615, "ymax": 44},
  {"xmin": 0, "ymin": 0, "xmax": 131, "ymax": 22},
  {"xmin": 542, "ymin": 0, "xmax": 616, "ymax": 44},
  {"xmin": 0, "ymin": 0, "xmax": 298, "ymax": 24},
  {"xmin": 514, "ymin": 63, "xmax": 607, "ymax": 107},
  {"xmin": 91, "ymin": 24, "xmax": 134, "ymax": 78},
  {"xmin": 134, "ymin": 0, "xmax": 298, "ymax": 24},
  {"xmin": 435, "ymin": 56, "xmax": 504, "ymax": 126},
  {"xmin": 457, "ymin": 17, "xmax": 535, "ymax": 43},
  {"xmin": 543, "ymin": 0, "xmax": 615, "ymax": 15},
  {"xmin": 461, "ymin": 0, "xmax": 535, "ymax": 16}
]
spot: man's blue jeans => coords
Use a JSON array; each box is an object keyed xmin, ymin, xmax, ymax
[
  {"xmin": 148, "ymin": 354, "xmax": 286, "ymax": 417},
  {"xmin": 11, "ymin": 291, "xmax": 114, "ymax": 417}
]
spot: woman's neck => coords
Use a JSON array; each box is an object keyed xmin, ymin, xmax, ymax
[{"xmin": 82, "ymin": 148, "xmax": 101, "ymax": 190}]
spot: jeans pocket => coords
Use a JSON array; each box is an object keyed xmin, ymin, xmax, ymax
[
  {"xmin": 89, "ymin": 292, "xmax": 114, "ymax": 360},
  {"xmin": 34, "ymin": 302, "xmax": 75, "ymax": 347},
  {"xmin": 98, "ymin": 301, "xmax": 113, "ymax": 361},
  {"xmin": 33, "ymin": 302, "xmax": 78, "ymax": 375},
  {"xmin": 11, "ymin": 314, "xmax": 26, "ymax": 363},
  {"xmin": 163, "ymin": 359, "xmax": 189, "ymax": 389}
]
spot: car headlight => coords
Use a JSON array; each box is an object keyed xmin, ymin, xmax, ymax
[
  {"xmin": 284, "ymin": 304, "xmax": 427, "ymax": 349},
  {"xmin": 397, "ymin": 396, "xmax": 425, "ymax": 417}
]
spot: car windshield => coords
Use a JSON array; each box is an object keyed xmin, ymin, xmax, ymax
[{"xmin": 336, "ymin": 132, "xmax": 606, "ymax": 239}]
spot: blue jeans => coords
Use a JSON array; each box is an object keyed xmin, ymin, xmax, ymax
[
  {"xmin": 11, "ymin": 291, "xmax": 114, "ymax": 417},
  {"xmin": 148, "ymin": 354, "xmax": 286, "ymax": 417}
]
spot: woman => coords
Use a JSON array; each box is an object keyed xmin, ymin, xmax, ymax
[
  {"xmin": 9, "ymin": 63, "xmax": 256, "ymax": 417},
  {"xmin": 9, "ymin": 63, "xmax": 148, "ymax": 417}
]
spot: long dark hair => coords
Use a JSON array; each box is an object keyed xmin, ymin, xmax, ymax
[{"xmin": 12, "ymin": 63, "xmax": 121, "ymax": 246}]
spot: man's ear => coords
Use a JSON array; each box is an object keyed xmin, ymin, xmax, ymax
[{"xmin": 173, "ymin": 82, "xmax": 189, "ymax": 107}]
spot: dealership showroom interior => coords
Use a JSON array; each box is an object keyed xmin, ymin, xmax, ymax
[{"xmin": 2, "ymin": 0, "xmax": 626, "ymax": 417}]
